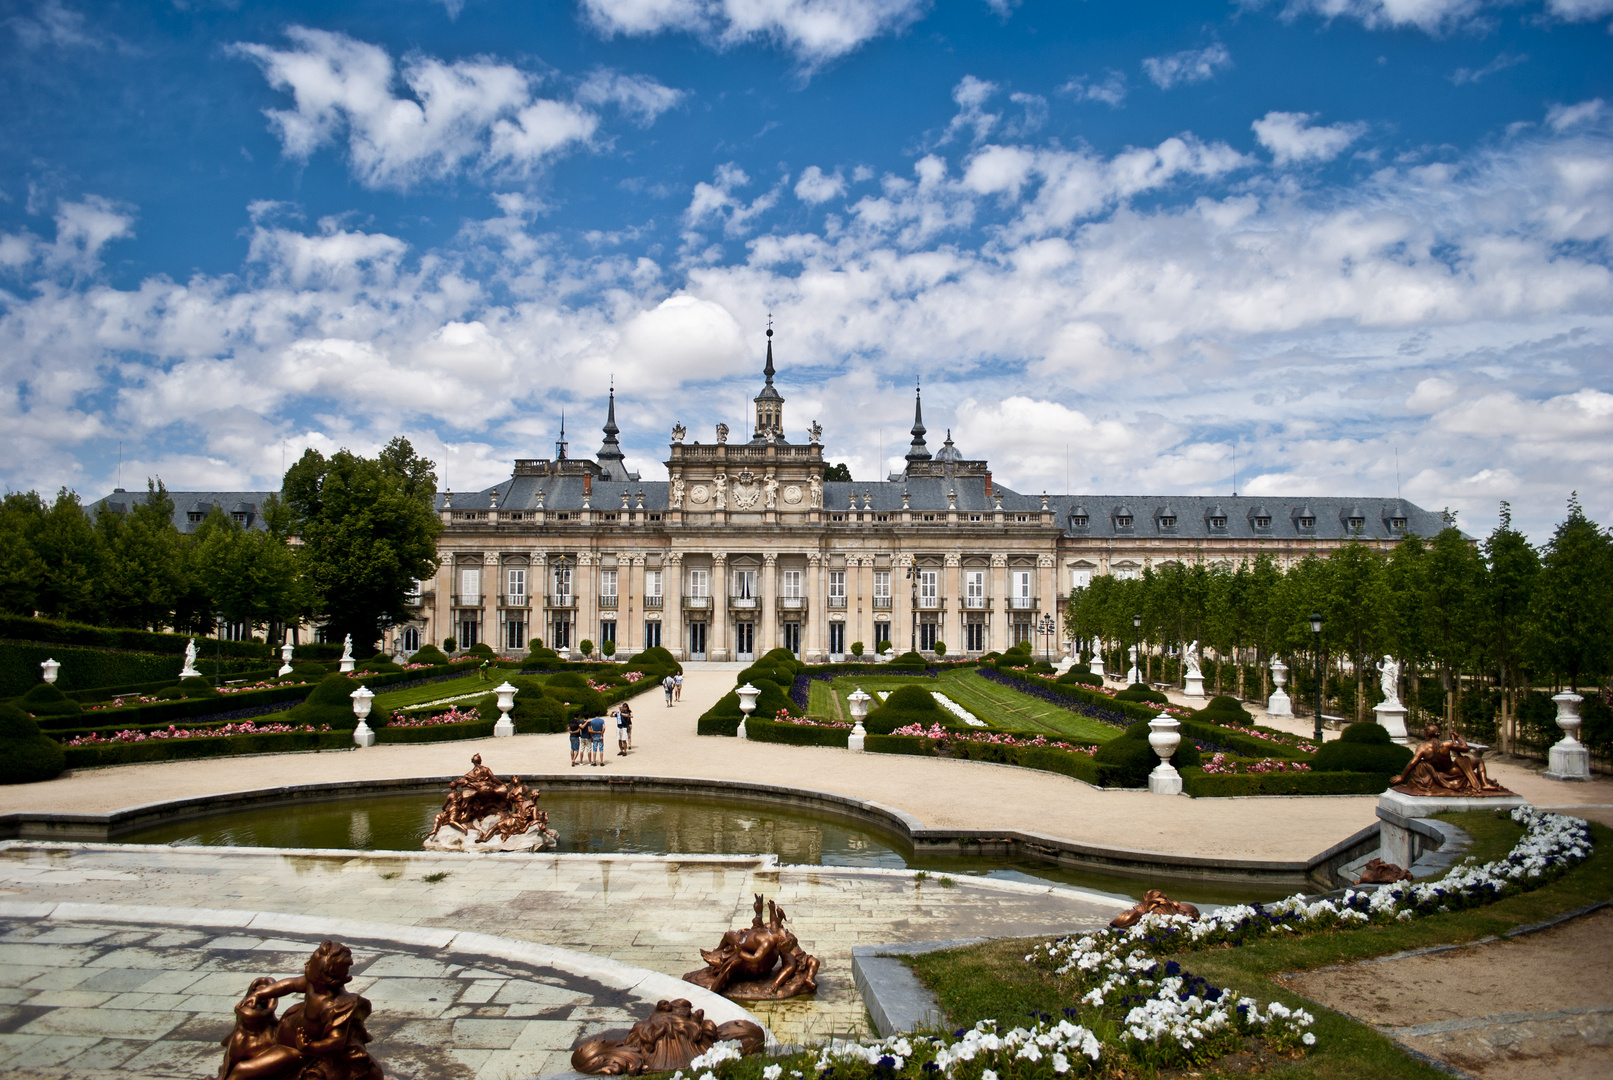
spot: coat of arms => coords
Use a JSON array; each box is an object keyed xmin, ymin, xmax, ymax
[{"xmin": 730, "ymin": 470, "xmax": 762, "ymax": 510}]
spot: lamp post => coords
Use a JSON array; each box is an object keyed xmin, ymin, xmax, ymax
[
  {"xmin": 1037, "ymin": 614, "xmax": 1056, "ymax": 665},
  {"xmin": 1309, "ymin": 611, "xmax": 1323, "ymax": 744},
  {"xmin": 1132, "ymin": 612, "xmax": 1142, "ymax": 685}
]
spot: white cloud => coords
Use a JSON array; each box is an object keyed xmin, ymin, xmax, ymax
[
  {"xmin": 1061, "ymin": 70, "xmax": 1128, "ymax": 108},
  {"xmin": 1546, "ymin": 0, "xmax": 1613, "ymax": 19},
  {"xmin": 1547, "ymin": 98, "xmax": 1606, "ymax": 132},
  {"xmin": 941, "ymin": 75, "xmax": 1000, "ymax": 145},
  {"xmin": 685, "ymin": 163, "xmax": 783, "ymax": 236},
  {"xmin": 1451, "ymin": 51, "xmax": 1527, "ymax": 86},
  {"xmin": 794, "ymin": 165, "xmax": 846, "ymax": 204},
  {"xmin": 8, "ymin": 1, "xmax": 105, "ymax": 50},
  {"xmin": 1252, "ymin": 111, "xmax": 1368, "ymax": 166},
  {"xmin": 1141, "ymin": 43, "xmax": 1232, "ymax": 91},
  {"xmin": 231, "ymin": 27, "xmax": 667, "ymax": 189},
  {"xmin": 578, "ymin": 0, "xmax": 930, "ymax": 67},
  {"xmin": 1273, "ymin": 0, "xmax": 1613, "ymax": 34},
  {"xmin": 0, "ymin": 195, "xmax": 136, "ymax": 277}
]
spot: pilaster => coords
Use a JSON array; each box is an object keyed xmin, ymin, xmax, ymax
[
  {"xmin": 629, "ymin": 554, "xmax": 646, "ymax": 657},
  {"xmin": 807, "ymin": 552, "xmax": 825, "ymax": 661},
  {"xmin": 761, "ymin": 552, "xmax": 778, "ymax": 654},
  {"xmin": 990, "ymin": 554, "xmax": 1008, "ymax": 653},
  {"xmin": 482, "ymin": 552, "xmax": 500, "ymax": 653},
  {"xmin": 577, "ymin": 551, "xmax": 596, "ymax": 659},
  {"xmin": 664, "ymin": 551, "xmax": 683, "ymax": 658},
  {"xmin": 533, "ymin": 554, "xmax": 548, "ymax": 651},
  {"xmin": 944, "ymin": 553, "xmax": 961, "ymax": 656},
  {"xmin": 712, "ymin": 552, "xmax": 730, "ymax": 661}
]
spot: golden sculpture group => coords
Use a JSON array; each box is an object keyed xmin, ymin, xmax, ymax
[
  {"xmin": 570, "ymin": 998, "xmax": 766, "ymax": 1075},
  {"xmin": 424, "ymin": 754, "xmax": 559, "ymax": 852},
  {"xmin": 683, "ymin": 894, "xmax": 821, "ymax": 1000},
  {"xmin": 1108, "ymin": 889, "xmax": 1201, "ymax": 929},
  {"xmin": 1391, "ymin": 725, "xmax": 1514, "ymax": 798},
  {"xmin": 216, "ymin": 941, "xmax": 383, "ymax": 1080}
]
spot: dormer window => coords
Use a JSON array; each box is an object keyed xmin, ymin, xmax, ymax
[
  {"xmin": 1159, "ymin": 515, "xmax": 1176, "ymax": 528},
  {"xmin": 1390, "ymin": 516, "xmax": 1407, "ymax": 530},
  {"xmin": 1071, "ymin": 515, "xmax": 1088, "ymax": 527},
  {"xmin": 1347, "ymin": 516, "xmax": 1364, "ymax": 531},
  {"xmin": 1209, "ymin": 516, "xmax": 1227, "ymax": 529},
  {"xmin": 1298, "ymin": 516, "xmax": 1315, "ymax": 529},
  {"xmin": 1115, "ymin": 515, "xmax": 1132, "ymax": 528},
  {"xmin": 1253, "ymin": 516, "xmax": 1271, "ymax": 529},
  {"xmin": 187, "ymin": 511, "xmax": 205, "ymax": 524},
  {"xmin": 231, "ymin": 512, "xmax": 248, "ymax": 525}
]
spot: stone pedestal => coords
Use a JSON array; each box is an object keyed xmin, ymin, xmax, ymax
[
  {"xmin": 1267, "ymin": 688, "xmax": 1293, "ymax": 718},
  {"xmin": 1147, "ymin": 712, "xmax": 1184, "ymax": 795},
  {"xmin": 179, "ymin": 661, "xmax": 202, "ymax": 680},
  {"xmin": 340, "ymin": 657, "xmax": 356, "ymax": 674},
  {"xmin": 1126, "ymin": 665, "xmax": 1140, "ymax": 685},
  {"xmin": 1544, "ymin": 691, "xmax": 1590, "ymax": 781},
  {"xmin": 1183, "ymin": 673, "xmax": 1205, "ymax": 699},
  {"xmin": 1373, "ymin": 701, "xmax": 1410, "ymax": 745},
  {"xmin": 1089, "ymin": 657, "xmax": 1105, "ymax": 678},
  {"xmin": 1377, "ymin": 789, "xmax": 1525, "ymax": 872},
  {"xmin": 493, "ymin": 716, "xmax": 515, "ymax": 738},
  {"xmin": 353, "ymin": 720, "xmax": 375, "ymax": 748}
]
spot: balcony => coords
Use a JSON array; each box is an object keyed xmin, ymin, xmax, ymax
[
  {"xmin": 872, "ymin": 596, "xmax": 893, "ymax": 610},
  {"xmin": 499, "ymin": 593, "xmax": 530, "ymax": 608},
  {"xmin": 683, "ymin": 595, "xmax": 713, "ymax": 611},
  {"xmin": 779, "ymin": 596, "xmax": 805, "ymax": 610},
  {"xmin": 964, "ymin": 596, "xmax": 987, "ymax": 609},
  {"xmin": 549, "ymin": 593, "xmax": 577, "ymax": 609},
  {"xmin": 451, "ymin": 594, "xmax": 481, "ymax": 608},
  {"xmin": 917, "ymin": 597, "xmax": 942, "ymax": 610},
  {"xmin": 644, "ymin": 594, "xmax": 664, "ymax": 609},
  {"xmin": 827, "ymin": 595, "xmax": 847, "ymax": 610},
  {"xmin": 730, "ymin": 596, "xmax": 759, "ymax": 610},
  {"xmin": 1009, "ymin": 596, "xmax": 1037, "ymax": 610},
  {"xmin": 599, "ymin": 594, "xmax": 618, "ymax": 609}
]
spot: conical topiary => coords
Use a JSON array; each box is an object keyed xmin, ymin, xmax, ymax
[
  {"xmin": 18, "ymin": 682, "xmax": 81, "ymax": 717},
  {"xmin": 0, "ymin": 703, "xmax": 66, "ymax": 784},
  {"xmin": 287, "ymin": 673, "xmax": 364, "ymax": 729}
]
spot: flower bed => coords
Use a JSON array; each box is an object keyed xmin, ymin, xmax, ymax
[
  {"xmin": 1200, "ymin": 753, "xmax": 1311, "ymax": 775},
  {"xmin": 930, "ymin": 691, "xmax": 987, "ymax": 727},
  {"xmin": 867, "ymin": 730, "xmax": 1101, "ymax": 784},
  {"xmin": 742, "ymin": 715, "xmax": 853, "ymax": 748},
  {"xmin": 386, "ymin": 705, "xmax": 481, "ymax": 728},
  {"xmin": 64, "ymin": 719, "xmax": 331, "ymax": 746}
]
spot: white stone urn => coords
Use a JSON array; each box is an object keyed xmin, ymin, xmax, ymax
[
  {"xmin": 736, "ymin": 681, "xmax": 760, "ymax": 740},
  {"xmin": 1147, "ymin": 710, "xmax": 1184, "ymax": 795},
  {"xmin": 40, "ymin": 658, "xmax": 60, "ymax": 685},
  {"xmin": 278, "ymin": 642, "xmax": 295, "ymax": 677},
  {"xmin": 1544, "ymin": 691, "xmax": 1590, "ymax": 782},
  {"xmin": 1267, "ymin": 658, "xmax": 1293, "ymax": 718},
  {"xmin": 847, "ymin": 687, "xmax": 872, "ymax": 752},
  {"xmin": 350, "ymin": 685, "xmax": 376, "ymax": 748},
  {"xmin": 493, "ymin": 681, "xmax": 518, "ymax": 738},
  {"xmin": 1126, "ymin": 645, "xmax": 1140, "ymax": 686}
]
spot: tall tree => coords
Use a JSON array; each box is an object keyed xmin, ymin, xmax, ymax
[
  {"xmin": 1481, "ymin": 502, "xmax": 1540, "ymax": 752},
  {"xmin": 1530, "ymin": 494, "xmax": 1613, "ymax": 690},
  {"xmin": 1423, "ymin": 522, "xmax": 1485, "ymax": 726},
  {"xmin": 0, "ymin": 491, "xmax": 47, "ymax": 616},
  {"xmin": 33, "ymin": 488, "xmax": 102, "ymax": 622},
  {"xmin": 283, "ymin": 437, "xmax": 442, "ymax": 653},
  {"xmin": 1323, "ymin": 542, "xmax": 1384, "ymax": 721},
  {"xmin": 96, "ymin": 479, "xmax": 186, "ymax": 630},
  {"xmin": 195, "ymin": 507, "xmax": 308, "ymax": 640}
]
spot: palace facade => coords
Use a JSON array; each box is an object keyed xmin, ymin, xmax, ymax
[{"xmin": 403, "ymin": 331, "xmax": 1445, "ymax": 662}]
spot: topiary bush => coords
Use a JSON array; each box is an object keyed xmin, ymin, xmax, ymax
[
  {"xmin": 850, "ymin": 641, "xmax": 864, "ymax": 656},
  {"xmin": 1057, "ymin": 668, "xmax": 1103, "ymax": 687},
  {"xmin": 506, "ymin": 677, "xmax": 568, "ymax": 733},
  {"xmin": 287, "ymin": 673, "xmax": 364, "ymax": 730},
  {"xmin": 542, "ymin": 675, "xmax": 604, "ymax": 718},
  {"xmin": 626, "ymin": 646, "xmax": 680, "ymax": 676},
  {"xmin": 932, "ymin": 641, "xmax": 947, "ymax": 658},
  {"xmin": 1093, "ymin": 720, "xmax": 1202, "ymax": 787},
  {"xmin": 286, "ymin": 662, "xmax": 329, "ymax": 683},
  {"xmin": 1311, "ymin": 722, "xmax": 1413, "ymax": 775},
  {"xmin": 863, "ymin": 684, "xmax": 946, "ymax": 735},
  {"xmin": 18, "ymin": 682, "xmax": 82, "ymax": 717},
  {"xmin": 579, "ymin": 639, "xmax": 594, "ymax": 657},
  {"xmin": 0, "ymin": 702, "xmax": 66, "ymax": 784},
  {"xmin": 528, "ymin": 637, "xmax": 544, "ymax": 650},
  {"xmin": 468, "ymin": 642, "xmax": 496, "ymax": 659},
  {"xmin": 443, "ymin": 637, "xmax": 457, "ymax": 652},
  {"xmin": 178, "ymin": 676, "xmax": 222, "ymax": 698},
  {"xmin": 1190, "ymin": 695, "xmax": 1253, "ymax": 725},
  {"xmin": 411, "ymin": 643, "xmax": 449, "ymax": 666},
  {"xmin": 360, "ymin": 654, "xmax": 403, "ymax": 674},
  {"xmin": 1115, "ymin": 684, "xmax": 1168, "ymax": 705},
  {"xmin": 602, "ymin": 640, "xmax": 616, "ymax": 657},
  {"xmin": 887, "ymin": 651, "xmax": 929, "ymax": 670}
]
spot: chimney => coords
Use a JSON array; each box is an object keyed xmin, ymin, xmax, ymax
[
  {"xmin": 583, "ymin": 474, "xmax": 592, "ymax": 496},
  {"xmin": 985, "ymin": 472, "xmax": 993, "ymax": 499}
]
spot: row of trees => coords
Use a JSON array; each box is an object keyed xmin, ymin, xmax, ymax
[
  {"xmin": 1064, "ymin": 498, "xmax": 1613, "ymax": 753},
  {"xmin": 0, "ymin": 438, "xmax": 442, "ymax": 654}
]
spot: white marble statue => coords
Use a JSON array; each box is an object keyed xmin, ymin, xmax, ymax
[
  {"xmin": 809, "ymin": 420, "xmax": 822, "ymax": 445},
  {"xmin": 764, "ymin": 474, "xmax": 778, "ymax": 509},
  {"xmin": 671, "ymin": 422, "xmax": 686, "ymax": 445},
  {"xmin": 715, "ymin": 422, "xmax": 729, "ymax": 445},
  {"xmin": 1184, "ymin": 641, "xmax": 1201, "ymax": 678},
  {"xmin": 1377, "ymin": 655, "xmax": 1400, "ymax": 707},
  {"xmin": 341, "ymin": 634, "xmax": 353, "ymax": 662},
  {"xmin": 713, "ymin": 472, "xmax": 727, "ymax": 510},
  {"xmin": 179, "ymin": 637, "xmax": 201, "ymax": 678},
  {"xmin": 809, "ymin": 475, "xmax": 822, "ymax": 509},
  {"xmin": 671, "ymin": 477, "xmax": 685, "ymax": 509}
]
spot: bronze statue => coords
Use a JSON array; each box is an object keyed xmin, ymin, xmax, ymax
[
  {"xmin": 1356, "ymin": 858, "xmax": 1413, "ymax": 884},
  {"xmin": 571, "ymin": 998, "xmax": 765, "ymax": 1075},
  {"xmin": 683, "ymin": 894, "xmax": 820, "ymax": 1000},
  {"xmin": 215, "ymin": 940, "xmax": 383, "ymax": 1080},
  {"xmin": 1391, "ymin": 725, "xmax": 1514, "ymax": 798},
  {"xmin": 1109, "ymin": 889, "xmax": 1201, "ymax": 929},
  {"xmin": 425, "ymin": 755, "xmax": 559, "ymax": 852}
]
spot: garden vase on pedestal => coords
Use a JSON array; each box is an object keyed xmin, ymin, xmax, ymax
[
  {"xmin": 493, "ymin": 681, "xmax": 518, "ymax": 738},
  {"xmin": 278, "ymin": 642, "xmax": 295, "ymax": 676},
  {"xmin": 40, "ymin": 658, "xmax": 60, "ymax": 685},
  {"xmin": 847, "ymin": 688, "xmax": 871, "ymax": 752},
  {"xmin": 350, "ymin": 686, "xmax": 376, "ymax": 748},
  {"xmin": 1267, "ymin": 658, "xmax": 1293, "ymax": 718},
  {"xmin": 1544, "ymin": 691, "xmax": 1590, "ymax": 782},
  {"xmin": 736, "ymin": 682, "xmax": 760, "ymax": 740},
  {"xmin": 1147, "ymin": 711, "xmax": 1184, "ymax": 795}
]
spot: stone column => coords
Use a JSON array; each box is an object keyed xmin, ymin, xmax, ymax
[
  {"xmin": 664, "ymin": 551, "xmax": 683, "ymax": 659},
  {"xmin": 855, "ymin": 556, "xmax": 872, "ymax": 656},
  {"xmin": 711, "ymin": 552, "xmax": 729, "ymax": 661},
  {"xmin": 1038, "ymin": 554, "xmax": 1057, "ymax": 656},
  {"xmin": 577, "ymin": 552, "xmax": 596, "ymax": 659},
  {"xmin": 894, "ymin": 552, "xmax": 913, "ymax": 653},
  {"xmin": 761, "ymin": 552, "xmax": 778, "ymax": 654},
  {"xmin": 807, "ymin": 552, "xmax": 825, "ymax": 662},
  {"xmin": 944, "ymin": 553, "xmax": 961, "ymax": 655},
  {"xmin": 628, "ymin": 554, "xmax": 646, "ymax": 658},
  {"xmin": 990, "ymin": 554, "xmax": 1009, "ymax": 652},
  {"xmin": 533, "ymin": 554, "xmax": 547, "ymax": 653},
  {"xmin": 482, "ymin": 553, "xmax": 501, "ymax": 653}
]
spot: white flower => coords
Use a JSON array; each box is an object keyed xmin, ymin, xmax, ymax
[
  {"xmin": 1303, "ymin": 1032, "xmax": 1316, "ymax": 1046},
  {"xmin": 763, "ymin": 1066, "xmax": 782, "ymax": 1080},
  {"xmin": 1052, "ymin": 1052, "xmax": 1070, "ymax": 1073}
]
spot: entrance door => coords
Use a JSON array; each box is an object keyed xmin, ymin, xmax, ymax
[
  {"xmin": 735, "ymin": 622, "xmax": 755, "ymax": 661},
  {"xmin": 782, "ymin": 622, "xmax": 801, "ymax": 656},
  {"xmin": 966, "ymin": 621, "xmax": 985, "ymax": 653},
  {"xmin": 828, "ymin": 622, "xmax": 845, "ymax": 657},
  {"xmin": 644, "ymin": 621, "xmax": 662, "ymax": 649},
  {"xmin": 551, "ymin": 618, "xmax": 571, "ymax": 650},
  {"xmin": 459, "ymin": 617, "xmax": 479, "ymax": 649},
  {"xmin": 919, "ymin": 621, "xmax": 937, "ymax": 651},
  {"xmin": 689, "ymin": 621, "xmax": 707, "ymax": 660}
]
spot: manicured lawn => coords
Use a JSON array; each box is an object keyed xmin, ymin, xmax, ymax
[
  {"xmin": 373, "ymin": 672, "xmax": 544, "ymax": 711},
  {"xmin": 818, "ymin": 669, "xmax": 1120, "ymax": 743},
  {"xmin": 907, "ymin": 813, "xmax": 1612, "ymax": 1079}
]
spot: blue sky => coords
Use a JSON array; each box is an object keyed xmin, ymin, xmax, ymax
[{"xmin": 2, "ymin": 0, "xmax": 1610, "ymax": 540}]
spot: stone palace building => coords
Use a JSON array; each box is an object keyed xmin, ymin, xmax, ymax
[{"xmin": 398, "ymin": 331, "xmax": 1445, "ymax": 662}]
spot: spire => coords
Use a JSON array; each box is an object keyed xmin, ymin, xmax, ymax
[
  {"xmin": 905, "ymin": 378, "xmax": 930, "ymax": 463},
  {"xmin": 752, "ymin": 317, "xmax": 784, "ymax": 441},
  {"xmin": 603, "ymin": 380, "xmax": 620, "ymax": 438},
  {"xmin": 596, "ymin": 382, "xmax": 632, "ymax": 480},
  {"xmin": 556, "ymin": 410, "xmax": 568, "ymax": 461},
  {"xmin": 763, "ymin": 315, "xmax": 776, "ymax": 386}
]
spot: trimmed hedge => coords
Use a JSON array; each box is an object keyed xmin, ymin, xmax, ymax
[
  {"xmin": 1182, "ymin": 770, "xmax": 1395, "ymax": 797},
  {"xmin": 19, "ymin": 682, "xmax": 82, "ymax": 717},
  {"xmin": 862, "ymin": 684, "xmax": 948, "ymax": 735},
  {"xmin": 1094, "ymin": 720, "xmax": 1204, "ymax": 787},
  {"xmin": 0, "ymin": 614, "xmax": 271, "ymax": 658},
  {"xmin": 0, "ymin": 702, "xmax": 66, "ymax": 783},
  {"xmin": 1115, "ymin": 685, "xmax": 1169, "ymax": 705},
  {"xmin": 376, "ymin": 716, "xmax": 497, "ymax": 743},
  {"xmin": 410, "ymin": 643, "xmax": 450, "ymax": 666},
  {"xmin": 697, "ymin": 677, "xmax": 795, "ymax": 736},
  {"xmin": 1311, "ymin": 722, "xmax": 1414, "ymax": 774},
  {"xmin": 743, "ymin": 716, "xmax": 852, "ymax": 748},
  {"xmin": 863, "ymin": 732, "xmax": 1101, "ymax": 784},
  {"xmin": 0, "ymin": 640, "xmax": 267, "ymax": 698},
  {"xmin": 35, "ymin": 683, "xmax": 315, "ymax": 733},
  {"xmin": 57, "ymin": 668, "xmax": 284, "ymax": 703},
  {"xmin": 62, "ymin": 728, "xmax": 351, "ymax": 769}
]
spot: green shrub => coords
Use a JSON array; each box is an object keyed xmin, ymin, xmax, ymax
[
  {"xmin": 286, "ymin": 662, "xmax": 329, "ymax": 683},
  {"xmin": 738, "ymin": 660, "xmax": 798, "ymax": 687},
  {"xmin": 1092, "ymin": 720, "xmax": 1201, "ymax": 787},
  {"xmin": 547, "ymin": 671, "xmax": 587, "ymax": 688},
  {"xmin": 443, "ymin": 637, "xmax": 458, "ymax": 651},
  {"xmin": 602, "ymin": 640, "xmax": 617, "ymax": 657},
  {"xmin": 1029, "ymin": 661, "xmax": 1055, "ymax": 674},
  {"xmin": 1183, "ymin": 770, "xmax": 1393, "ymax": 797},
  {"xmin": 543, "ymin": 679, "xmax": 604, "ymax": 718},
  {"xmin": 178, "ymin": 676, "xmax": 221, "ymax": 698},
  {"xmin": 1007, "ymin": 641, "xmax": 1032, "ymax": 654},
  {"xmin": 932, "ymin": 641, "xmax": 947, "ymax": 658},
  {"xmin": 506, "ymin": 680, "xmax": 568, "ymax": 733},
  {"xmin": 579, "ymin": 639, "xmax": 594, "ymax": 657},
  {"xmin": 467, "ymin": 642, "xmax": 496, "ymax": 659},
  {"xmin": 850, "ymin": 641, "xmax": 864, "ymax": 656},
  {"xmin": 886, "ymin": 651, "xmax": 929, "ymax": 671},
  {"xmin": 0, "ymin": 614, "xmax": 269, "ymax": 660},
  {"xmin": 0, "ymin": 702, "xmax": 66, "ymax": 784},
  {"xmin": 980, "ymin": 651, "xmax": 1002, "ymax": 662},
  {"xmin": 528, "ymin": 637, "xmax": 544, "ymax": 650},
  {"xmin": 1190, "ymin": 696, "xmax": 1253, "ymax": 725},
  {"xmin": 1311, "ymin": 724, "xmax": 1413, "ymax": 775},
  {"xmin": 1115, "ymin": 684, "xmax": 1168, "ymax": 705},
  {"xmin": 411, "ymin": 643, "xmax": 449, "ymax": 666},
  {"xmin": 696, "ymin": 677, "xmax": 795, "ymax": 736},
  {"xmin": 1206, "ymin": 694, "xmax": 1245, "ymax": 713},
  {"xmin": 877, "ymin": 640, "xmax": 893, "ymax": 654},
  {"xmin": 863, "ymin": 684, "xmax": 945, "ymax": 735},
  {"xmin": 19, "ymin": 682, "xmax": 82, "ymax": 717},
  {"xmin": 745, "ymin": 716, "xmax": 850, "ymax": 747},
  {"xmin": 286, "ymin": 673, "xmax": 363, "ymax": 730},
  {"xmin": 1057, "ymin": 669, "xmax": 1103, "ymax": 687}
]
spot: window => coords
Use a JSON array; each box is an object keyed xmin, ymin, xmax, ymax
[
  {"xmin": 644, "ymin": 621, "xmax": 662, "ymax": 648},
  {"xmin": 1015, "ymin": 514, "xmax": 1030, "ymax": 523},
  {"xmin": 830, "ymin": 513, "xmax": 846, "ymax": 522},
  {"xmin": 1071, "ymin": 514, "xmax": 1089, "ymax": 527},
  {"xmin": 1071, "ymin": 569, "xmax": 1092, "ymax": 590},
  {"xmin": 734, "ymin": 569, "xmax": 757, "ymax": 599},
  {"xmin": 689, "ymin": 568, "xmax": 710, "ymax": 597},
  {"xmin": 875, "ymin": 622, "xmax": 892, "ymax": 648},
  {"xmin": 551, "ymin": 618, "xmax": 571, "ymax": 649},
  {"xmin": 1159, "ymin": 515, "xmax": 1176, "ymax": 528},
  {"xmin": 646, "ymin": 569, "xmax": 663, "ymax": 597},
  {"xmin": 1390, "ymin": 516, "xmax": 1407, "ymax": 530},
  {"xmin": 1114, "ymin": 515, "xmax": 1133, "ymax": 528},
  {"xmin": 965, "ymin": 570, "xmax": 984, "ymax": 607},
  {"xmin": 600, "ymin": 570, "xmax": 618, "ymax": 598},
  {"xmin": 1114, "ymin": 567, "xmax": 1139, "ymax": 581},
  {"xmin": 828, "ymin": 622, "xmax": 845, "ymax": 656},
  {"xmin": 919, "ymin": 622, "xmax": 937, "ymax": 650},
  {"xmin": 1012, "ymin": 621, "xmax": 1032, "ymax": 645},
  {"xmin": 1253, "ymin": 516, "xmax": 1271, "ymax": 529},
  {"xmin": 782, "ymin": 570, "xmax": 803, "ymax": 598},
  {"xmin": 1209, "ymin": 516, "xmax": 1227, "ymax": 529},
  {"xmin": 600, "ymin": 620, "xmax": 616, "ymax": 645},
  {"xmin": 460, "ymin": 568, "xmax": 480, "ymax": 605},
  {"xmin": 231, "ymin": 512, "xmax": 248, "ymax": 526},
  {"xmin": 1347, "ymin": 516, "xmax": 1365, "ymax": 531},
  {"xmin": 828, "ymin": 570, "xmax": 846, "ymax": 601},
  {"xmin": 186, "ymin": 511, "xmax": 205, "ymax": 524},
  {"xmin": 459, "ymin": 617, "xmax": 479, "ymax": 648},
  {"xmin": 919, "ymin": 570, "xmax": 938, "ymax": 606},
  {"xmin": 966, "ymin": 622, "xmax": 986, "ymax": 652},
  {"xmin": 969, "ymin": 513, "xmax": 982, "ymax": 522},
  {"xmin": 922, "ymin": 513, "xmax": 936, "ymax": 522},
  {"xmin": 1298, "ymin": 516, "xmax": 1315, "ymax": 529},
  {"xmin": 552, "ymin": 564, "xmax": 572, "ymax": 600},
  {"xmin": 874, "ymin": 571, "xmax": 891, "ymax": 599},
  {"xmin": 1014, "ymin": 570, "xmax": 1032, "ymax": 599},
  {"xmin": 400, "ymin": 626, "xmax": 421, "ymax": 652},
  {"xmin": 505, "ymin": 619, "xmax": 525, "ymax": 651},
  {"xmin": 507, "ymin": 568, "xmax": 526, "ymax": 602}
]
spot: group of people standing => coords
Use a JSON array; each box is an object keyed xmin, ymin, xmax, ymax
[
  {"xmin": 662, "ymin": 672, "xmax": 682, "ymax": 706},
  {"xmin": 563, "ymin": 671, "xmax": 682, "ymax": 767}
]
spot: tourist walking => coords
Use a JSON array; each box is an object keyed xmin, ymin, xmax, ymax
[
  {"xmin": 589, "ymin": 712, "xmax": 606, "ymax": 766},
  {"xmin": 662, "ymin": 673, "xmax": 675, "ymax": 707},
  {"xmin": 567, "ymin": 712, "xmax": 585, "ymax": 767},
  {"xmin": 673, "ymin": 672, "xmax": 683, "ymax": 702},
  {"xmin": 617, "ymin": 702, "xmax": 632, "ymax": 755}
]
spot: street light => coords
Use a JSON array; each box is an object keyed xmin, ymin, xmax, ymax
[
  {"xmin": 1037, "ymin": 614, "xmax": 1056, "ymax": 664},
  {"xmin": 1132, "ymin": 612, "xmax": 1142, "ymax": 686},
  {"xmin": 1309, "ymin": 611, "xmax": 1323, "ymax": 744}
]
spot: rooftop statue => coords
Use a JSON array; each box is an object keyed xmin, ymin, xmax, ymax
[{"xmin": 671, "ymin": 422, "xmax": 686, "ymax": 445}]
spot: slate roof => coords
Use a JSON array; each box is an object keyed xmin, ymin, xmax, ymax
[{"xmin": 88, "ymin": 490, "xmax": 274, "ymax": 534}]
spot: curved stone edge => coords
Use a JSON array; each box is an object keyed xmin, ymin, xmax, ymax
[
  {"xmin": 852, "ymin": 939, "xmax": 984, "ymax": 1038},
  {"xmin": 0, "ymin": 772, "xmax": 1360, "ymax": 887},
  {"xmin": 0, "ymin": 899, "xmax": 772, "ymax": 1045}
]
